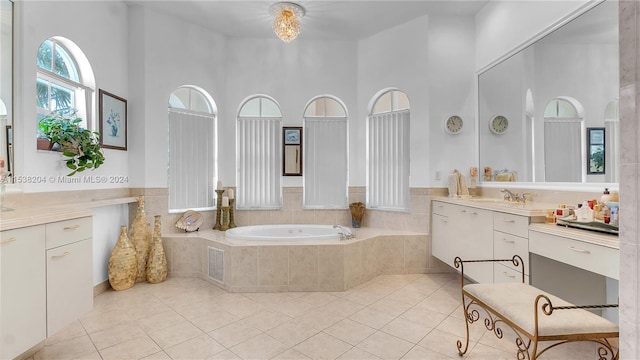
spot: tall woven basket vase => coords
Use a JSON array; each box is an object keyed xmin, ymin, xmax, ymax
[
  {"xmin": 130, "ymin": 195, "xmax": 151, "ymax": 282},
  {"xmin": 108, "ymin": 226, "xmax": 137, "ymax": 291},
  {"xmin": 146, "ymin": 215, "xmax": 168, "ymax": 284}
]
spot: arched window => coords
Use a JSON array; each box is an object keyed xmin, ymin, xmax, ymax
[
  {"xmin": 36, "ymin": 37, "xmax": 94, "ymax": 130},
  {"xmin": 367, "ymin": 89, "xmax": 410, "ymax": 211},
  {"xmin": 604, "ymin": 99, "xmax": 620, "ymax": 182},
  {"xmin": 543, "ymin": 96, "xmax": 584, "ymax": 182},
  {"xmin": 168, "ymin": 86, "xmax": 217, "ymax": 212},
  {"xmin": 236, "ymin": 95, "xmax": 282, "ymax": 209},
  {"xmin": 303, "ymin": 96, "xmax": 348, "ymax": 208}
]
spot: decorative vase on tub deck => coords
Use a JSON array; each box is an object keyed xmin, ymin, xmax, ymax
[
  {"xmin": 349, "ymin": 202, "xmax": 365, "ymax": 228},
  {"xmin": 108, "ymin": 226, "xmax": 137, "ymax": 291},
  {"xmin": 146, "ymin": 215, "xmax": 168, "ymax": 283},
  {"xmin": 129, "ymin": 195, "xmax": 151, "ymax": 282}
]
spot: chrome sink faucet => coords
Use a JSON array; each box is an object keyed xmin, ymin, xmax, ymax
[
  {"xmin": 333, "ymin": 225, "xmax": 355, "ymax": 240},
  {"xmin": 500, "ymin": 189, "xmax": 529, "ymax": 203}
]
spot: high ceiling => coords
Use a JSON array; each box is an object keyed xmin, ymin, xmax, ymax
[{"xmin": 126, "ymin": 1, "xmax": 489, "ymax": 41}]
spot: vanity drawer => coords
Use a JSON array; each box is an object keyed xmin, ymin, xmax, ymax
[
  {"xmin": 529, "ymin": 230, "xmax": 619, "ymax": 280},
  {"xmin": 493, "ymin": 212, "xmax": 528, "ymax": 238},
  {"xmin": 493, "ymin": 231, "xmax": 529, "ymax": 274},
  {"xmin": 432, "ymin": 201, "xmax": 455, "ymax": 217},
  {"xmin": 45, "ymin": 217, "xmax": 92, "ymax": 249},
  {"xmin": 494, "ymin": 263, "xmax": 529, "ymax": 284}
]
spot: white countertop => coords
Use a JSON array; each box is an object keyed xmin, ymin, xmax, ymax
[
  {"xmin": 529, "ymin": 223, "xmax": 619, "ymax": 250},
  {"xmin": 432, "ymin": 196, "xmax": 555, "ymax": 217},
  {"xmin": 0, "ymin": 196, "xmax": 138, "ymax": 231}
]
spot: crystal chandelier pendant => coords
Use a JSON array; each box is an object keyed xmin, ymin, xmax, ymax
[{"xmin": 269, "ymin": 2, "xmax": 305, "ymax": 43}]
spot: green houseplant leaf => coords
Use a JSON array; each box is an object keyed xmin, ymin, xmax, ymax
[{"xmin": 38, "ymin": 109, "xmax": 106, "ymax": 176}]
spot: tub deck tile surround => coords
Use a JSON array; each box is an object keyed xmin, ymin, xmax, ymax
[{"xmin": 165, "ymin": 227, "xmax": 430, "ymax": 293}]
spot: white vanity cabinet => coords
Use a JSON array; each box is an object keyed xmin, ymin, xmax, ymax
[
  {"xmin": 46, "ymin": 217, "xmax": 93, "ymax": 336},
  {"xmin": 493, "ymin": 212, "xmax": 531, "ymax": 284},
  {"xmin": 0, "ymin": 216, "xmax": 93, "ymax": 359},
  {"xmin": 432, "ymin": 201, "xmax": 493, "ymax": 283},
  {"xmin": 1, "ymin": 225, "xmax": 47, "ymax": 360}
]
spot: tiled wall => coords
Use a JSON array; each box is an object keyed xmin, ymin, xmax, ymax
[{"xmin": 618, "ymin": 1, "xmax": 639, "ymax": 357}]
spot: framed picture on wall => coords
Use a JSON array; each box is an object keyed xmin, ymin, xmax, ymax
[
  {"xmin": 99, "ymin": 89, "xmax": 127, "ymax": 150},
  {"xmin": 587, "ymin": 127, "xmax": 605, "ymax": 175}
]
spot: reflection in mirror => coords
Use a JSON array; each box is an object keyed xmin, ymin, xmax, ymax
[
  {"xmin": 0, "ymin": 0, "xmax": 12, "ymax": 182},
  {"xmin": 283, "ymin": 127, "xmax": 302, "ymax": 176},
  {"xmin": 478, "ymin": 0, "xmax": 618, "ymax": 185}
]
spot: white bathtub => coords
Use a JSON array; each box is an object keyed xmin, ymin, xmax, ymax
[{"xmin": 225, "ymin": 224, "xmax": 342, "ymax": 242}]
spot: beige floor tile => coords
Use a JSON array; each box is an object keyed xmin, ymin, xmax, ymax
[
  {"xmin": 418, "ymin": 328, "xmax": 472, "ymax": 359},
  {"xmin": 44, "ymin": 320, "xmax": 87, "ymax": 346},
  {"xmin": 88, "ymin": 321, "xmax": 146, "ymax": 350},
  {"xmin": 414, "ymin": 288, "xmax": 461, "ymax": 315},
  {"xmin": 34, "ymin": 335, "xmax": 97, "ymax": 360},
  {"xmin": 140, "ymin": 351, "xmax": 173, "ymax": 360},
  {"xmin": 336, "ymin": 347, "xmax": 382, "ymax": 360},
  {"xmin": 367, "ymin": 298, "xmax": 414, "ymax": 317},
  {"xmin": 207, "ymin": 349, "xmax": 242, "ymax": 360},
  {"xmin": 164, "ymin": 334, "xmax": 226, "ymax": 360},
  {"xmin": 240, "ymin": 309, "xmax": 293, "ymax": 331},
  {"xmin": 399, "ymin": 306, "xmax": 448, "ymax": 329},
  {"xmin": 433, "ymin": 315, "xmax": 486, "ymax": 342},
  {"xmin": 349, "ymin": 307, "xmax": 396, "ymax": 329},
  {"xmin": 296, "ymin": 308, "xmax": 347, "ymax": 330},
  {"xmin": 79, "ymin": 309, "xmax": 132, "ymax": 334},
  {"xmin": 297, "ymin": 292, "xmax": 339, "ymax": 307},
  {"xmin": 271, "ymin": 348, "xmax": 312, "ymax": 359},
  {"xmin": 267, "ymin": 297, "xmax": 317, "ymax": 317},
  {"xmin": 318, "ymin": 298, "xmax": 366, "ymax": 318},
  {"xmin": 137, "ymin": 309, "xmax": 185, "ymax": 332},
  {"xmin": 400, "ymin": 345, "xmax": 454, "ymax": 360},
  {"xmin": 98, "ymin": 335, "xmax": 161, "ymax": 360},
  {"xmin": 266, "ymin": 319, "xmax": 321, "ymax": 347},
  {"xmin": 381, "ymin": 287, "xmax": 430, "ymax": 306},
  {"xmin": 208, "ymin": 321, "xmax": 263, "ymax": 348},
  {"xmin": 355, "ymin": 331, "xmax": 414, "ymax": 360},
  {"xmin": 380, "ymin": 317, "xmax": 433, "ymax": 344},
  {"xmin": 147, "ymin": 320, "xmax": 205, "ymax": 349},
  {"xmin": 189, "ymin": 310, "xmax": 239, "ymax": 333},
  {"xmin": 324, "ymin": 318, "xmax": 377, "ymax": 345},
  {"xmin": 229, "ymin": 333, "xmax": 289, "ymax": 359},
  {"xmin": 463, "ymin": 342, "xmax": 513, "ymax": 360},
  {"xmin": 294, "ymin": 332, "xmax": 353, "ymax": 360}
]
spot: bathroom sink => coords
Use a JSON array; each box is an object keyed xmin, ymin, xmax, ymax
[{"xmin": 464, "ymin": 198, "xmax": 508, "ymax": 204}]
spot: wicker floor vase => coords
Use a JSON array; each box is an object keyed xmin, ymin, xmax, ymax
[
  {"xmin": 146, "ymin": 215, "xmax": 168, "ymax": 284},
  {"xmin": 108, "ymin": 226, "xmax": 137, "ymax": 291},
  {"xmin": 130, "ymin": 195, "xmax": 151, "ymax": 282}
]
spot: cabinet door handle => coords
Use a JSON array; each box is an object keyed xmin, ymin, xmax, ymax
[
  {"xmin": 63, "ymin": 225, "xmax": 80, "ymax": 230},
  {"xmin": 51, "ymin": 251, "xmax": 71, "ymax": 259},
  {"xmin": 460, "ymin": 209, "xmax": 466, "ymax": 213},
  {"xmin": 503, "ymin": 271, "xmax": 516, "ymax": 279},
  {"xmin": 503, "ymin": 219, "xmax": 516, "ymax": 223},
  {"xmin": 441, "ymin": 219, "xmax": 448, "ymax": 223},
  {"xmin": 569, "ymin": 246, "xmax": 591, "ymax": 254},
  {"xmin": 502, "ymin": 238, "xmax": 515, "ymax": 244},
  {"xmin": 468, "ymin": 211, "xmax": 478, "ymax": 215},
  {"xmin": 0, "ymin": 237, "xmax": 16, "ymax": 244}
]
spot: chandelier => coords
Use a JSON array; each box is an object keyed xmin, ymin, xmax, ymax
[{"xmin": 269, "ymin": 2, "xmax": 305, "ymax": 43}]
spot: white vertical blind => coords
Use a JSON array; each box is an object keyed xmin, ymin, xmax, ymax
[
  {"xmin": 367, "ymin": 110, "xmax": 410, "ymax": 210},
  {"xmin": 544, "ymin": 119, "xmax": 582, "ymax": 182},
  {"xmin": 168, "ymin": 109, "xmax": 215, "ymax": 211},
  {"xmin": 304, "ymin": 117, "xmax": 348, "ymax": 208},
  {"xmin": 237, "ymin": 117, "xmax": 282, "ymax": 209}
]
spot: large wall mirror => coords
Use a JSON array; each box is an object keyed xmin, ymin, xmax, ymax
[
  {"xmin": 0, "ymin": 0, "xmax": 12, "ymax": 183},
  {"xmin": 478, "ymin": 0, "xmax": 618, "ymax": 185}
]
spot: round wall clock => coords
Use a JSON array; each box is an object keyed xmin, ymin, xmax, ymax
[
  {"xmin": 444, "ymin": 115, "xmax": 463, "ymax": 135},
  {"xmin": 489, "ymin": 115, "xmax": 509, "ymax": 134}
]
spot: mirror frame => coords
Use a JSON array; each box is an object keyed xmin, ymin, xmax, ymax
[
  {"xmin": 282, "ymin": 126, "xmax": 302, "ymax": 176},
  {"xmin": 1, "ymin": 0, "xmax": 13, "ymax": 183},
  {"xmin": 475, "ymin": 0, "xmax": 618, "ymax": 191}
]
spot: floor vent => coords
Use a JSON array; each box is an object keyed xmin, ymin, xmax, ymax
[{"xmin": 208, "ymin": 246, "xmax": 224, "ymax": 283}]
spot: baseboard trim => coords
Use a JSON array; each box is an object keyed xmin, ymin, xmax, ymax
[{"xmin": 93, "ymin": 280, "xmax": 111, "ymax": 297}]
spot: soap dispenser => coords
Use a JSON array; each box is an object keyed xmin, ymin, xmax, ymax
[
  {"xmin": 576, "ymin": 201, "xmax": 594, "ymax": 222},
  {"xmin": 601, "ymin": 188, "xmax": 612, "ymax": 204}
]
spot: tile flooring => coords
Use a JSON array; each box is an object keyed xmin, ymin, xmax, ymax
[{"xmin": 29, "ymin": 273, "xmax": 612, "ymax": 360}]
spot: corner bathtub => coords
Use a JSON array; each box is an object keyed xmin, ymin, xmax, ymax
[{"xmin": 225, "ymin": 224, "xmax": 342, "ymax": 242}]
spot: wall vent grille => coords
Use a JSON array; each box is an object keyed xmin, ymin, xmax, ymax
[{"xmin": 208, "ymin": 246, "xmax": 224, "ymax": 283}]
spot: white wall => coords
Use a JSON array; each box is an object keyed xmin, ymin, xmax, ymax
[
  {"xmin": 92, "ymin": 204, "xmax": 129, "ymax": 285},
  {"xmin": 475, "ymin": 0, "xmax": 591, "ymax": 71},
  {"xmin": 357, "ymin": 16, "xmax": 430, "ymax": 187},
  {"xmin": 17, "ymin": 1, "xmax": 130, "ymax": 192}
]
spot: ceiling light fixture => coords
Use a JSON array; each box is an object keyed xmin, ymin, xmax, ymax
[{"xmin": 269, "ymin": 2, "xmax": 305, "ymax": 43}]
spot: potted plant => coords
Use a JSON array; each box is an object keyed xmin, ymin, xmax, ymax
[{"xmin": 38, "ymin": 109, "xmax": 105, "ymax": 176}]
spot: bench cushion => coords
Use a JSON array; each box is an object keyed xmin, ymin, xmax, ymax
[{"xmin": 463, "ymin": 283, "xmax": 618, "ymax": 337}]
